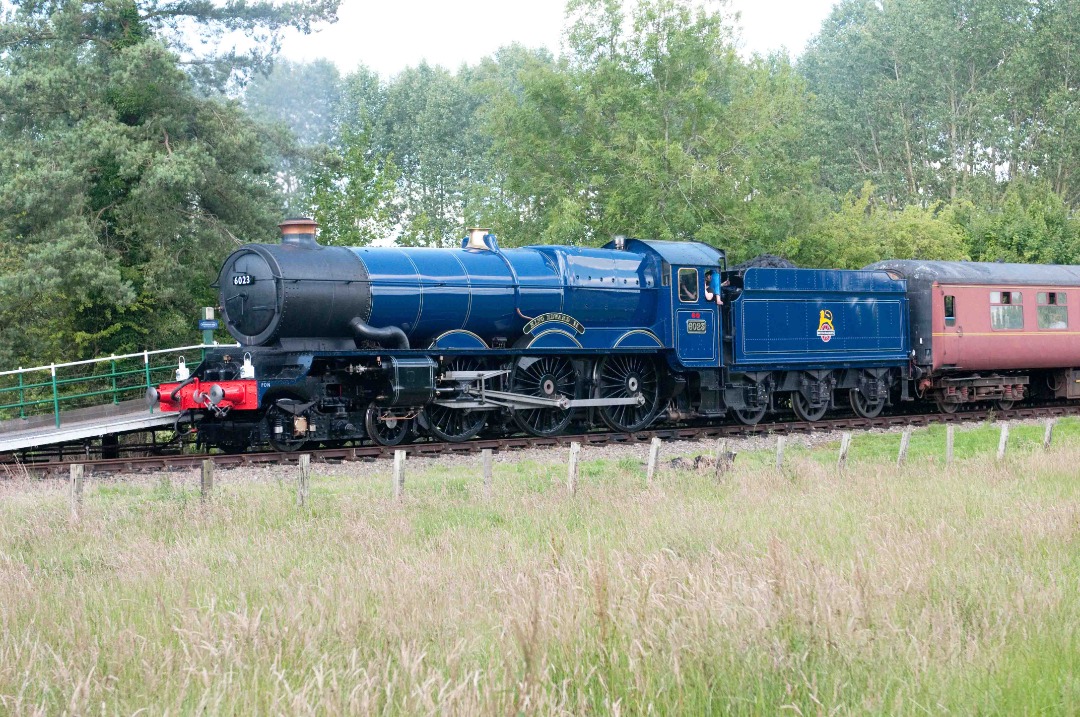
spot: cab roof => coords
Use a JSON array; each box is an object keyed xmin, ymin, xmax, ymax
[{"xmin": 602, "ymin": 238, "xmax": 725, "ymax": 266}]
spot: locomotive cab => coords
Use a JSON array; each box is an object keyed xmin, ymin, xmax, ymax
[{"xmin": 670, "ymin": 262, "xmax": 723, "ymax": 368}]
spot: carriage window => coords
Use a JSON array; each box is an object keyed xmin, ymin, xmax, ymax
[
  {"xmin": 990, "ymin": 290, "xmax": 1023, "ymax": 330},
  {"xmin": 678, "ymin": 268, "xmax": 698, "ymax": 302},
  {"xmin": 1038, "ymin": 291, "xmax": 1068, "ymax": 330},
  {"xmin": 944, "ymin": 295, "xmax": 955, "ymax": 326}
]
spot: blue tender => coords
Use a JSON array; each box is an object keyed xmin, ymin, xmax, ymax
[{"xmin": 729, "ymin": 267, "xmax": 910, "ymax": 371}]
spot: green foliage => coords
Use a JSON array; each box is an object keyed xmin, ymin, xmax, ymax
[
  {"xmin": 784, "ymin": 183, "xmax": 968, "ymax": 268},
  {"xmin": 488, "ymin": 0, "xmax": 819, "ymax": 255},
  {"xmin": 0, "ymin": 0, "xmax": 336, "ymax": 366},
  {"xmin": 801, "ymin": 0, "xmax": 1080, "ymax": 207},
  {"xmin": 307, "ymin": 128, "xmax": 398, "ymax": 246},
  {"xmin": 9, "ymin": 0, "xmax": 1080, "ymax": 369},
  {"xmin": 370, "ymin": 63, "xmax": 500, "ymax": 246},
  {"xmin": 262, "ymin": 0, "xmax": 1080, "ymax": 269},
  {"xmin": 243, "ymin": 59, "xmax": 345, "ymax": 212},
  {"xmin": 952, "ymin": 180, "xmax": 1080, "ymax": 264}
]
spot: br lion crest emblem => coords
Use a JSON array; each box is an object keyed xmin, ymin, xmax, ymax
[{"xmin": 817, "ymin": 309, "xmax": 835, "ymax": 343}]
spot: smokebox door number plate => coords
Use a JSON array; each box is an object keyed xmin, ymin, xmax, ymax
[
  {"xmin": 686, "ymin": 319, "xmax": 707, "ymax": 334},
  {"xmin": 232, "ymin": 273, "xmax": 252, "ymax": 286}
]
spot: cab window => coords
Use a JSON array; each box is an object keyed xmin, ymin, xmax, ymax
[
  {"xmin": 1038, "ymin": 291, "xmax": 1068, "ymax": 330},
  {"xmin": 678, "ymin": 268, "xmax": 698, "ymax": 302},
  {"xmin": 990, "ymin": 290, "xmax": 1023, "ymax": 330}
]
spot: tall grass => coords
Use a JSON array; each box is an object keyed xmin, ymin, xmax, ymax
[{"xmin": 2, "ymin": 427, "xmax": 1080, "ymax": 714}]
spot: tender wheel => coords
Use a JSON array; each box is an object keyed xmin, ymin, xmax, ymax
[
  {"xmin": 423, "ymin": 357, "xmax": 488, "ymax": 442},
  {"xmin": 365, "ymin": 404, "xmax": 414, "ymax": 446},
  {"xmin": 849, "ymin": 388, "xmax": 885, "ymax": 419},
  {"xmin": 266, "ymin": 403, "xmax": 308, "ymax": 452},
  {"xmin": 510, "ymin": 355, "xmax": 577, "ymax": 437},
  {"xmin": 994, "ymin": 399, "xmax": 1015, "ymax": 411},
  {"xmin": 732, "ymin": 406, "xmax": 767, "ymax": 425},
  {"xmin": 791, "ymin": 392, "xmax": 828, "ymax": 422},
  {"xmin": 595, "ymin": 355, "xmax": 660, "ymax": 432},
  {"xmin": 936, "ymin": 398, "xmax": 959, "ymax": 414}
]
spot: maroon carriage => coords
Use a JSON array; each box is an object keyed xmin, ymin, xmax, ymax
[{"xmin": 867, "ymin": 260, "xmax": 1080, "ymax": 412}]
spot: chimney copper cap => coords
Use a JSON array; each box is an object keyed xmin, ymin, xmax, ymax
[{"xmin": 279, "ymin": 217, "xmax": 318, "ymax": 245}]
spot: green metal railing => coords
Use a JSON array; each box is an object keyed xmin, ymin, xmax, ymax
[{"xmin": 0, "ymin": 344, "xmax": 236, "ymax": 429}]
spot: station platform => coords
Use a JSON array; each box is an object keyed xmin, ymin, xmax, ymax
[{"xmin": 0, "ymin": 400, "xmax": 179, "ymax": 454}]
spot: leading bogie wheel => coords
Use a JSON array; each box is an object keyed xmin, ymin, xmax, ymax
[
  {"xmin": 266, "ymin": 403, "xmax": 308, "ymax": 452},
  {"xmin": 595, "ymin": 354, "xmax": 660, "ymax": 433},
  {"xmin": 365, "ymin": 404, "xmax": 414, "ymax": 446}
]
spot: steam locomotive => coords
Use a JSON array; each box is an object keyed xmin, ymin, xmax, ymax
[{"xmin": 150, "ymin": 219, "xmax": 1080, "ymax": 451}]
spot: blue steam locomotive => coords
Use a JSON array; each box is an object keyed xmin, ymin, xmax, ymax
[{"xmin": 153, "ymin": 219, "xmax": 910, "ymax": 450}]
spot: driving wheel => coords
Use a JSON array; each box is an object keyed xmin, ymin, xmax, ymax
[
  {"xmin": 595, "ymin": 354, "xmax": 660, "ymax": 432},
  {"xmin": 423, "ymin": 357, "xmax": 488, "ymax": 442},
  {"xmin": 510, "ymin": 355, "xmax": 577, "ymax": 437}
]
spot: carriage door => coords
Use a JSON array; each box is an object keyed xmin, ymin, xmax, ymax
[
  {"xmin": 673, "ymin": 266, "xmax": 720, "ymax": 366},
  {"xmin": 935, "ymin": 284, "xmax": 962, "ymax": 367}
]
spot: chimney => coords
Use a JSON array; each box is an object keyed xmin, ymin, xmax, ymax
[{"xmin": 279, "ymin": 217, "xmax": 318, "ymax": 246}]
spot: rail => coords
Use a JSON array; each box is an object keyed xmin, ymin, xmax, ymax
[{"xmin": 0, "ymin": 343, "xmax": 237, "ymax": 428}]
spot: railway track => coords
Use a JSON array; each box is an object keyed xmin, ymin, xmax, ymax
[{"xmin": 5, "ymin": 402, "xmax": 1079, "ymax": 477}]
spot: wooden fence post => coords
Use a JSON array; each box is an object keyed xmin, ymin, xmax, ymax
[
  {"xmin": 646, "ymin": 437, "xmax": 662, "ymax": 485},
  {"xmin": 567, "ymin": 442, "xmax": 581, "ymax": 495},
  {"xmin": 393, "ymin": 450, "xmax": 406, "ymax": 500},
  {"xmin": 69, "ymin": 464, "xmax": 84, "ymax": 521},
  {"xmin": 200, "ymin": 459, "xmax": 214, "ymax": 499},
  {"xmin": 896, "ymin": 428, "xmax": 912, "ymax": 467},
  {"xmin": 297, "ymin": 454, "xmax": 310, "ymax": 507},
  {"xmin": 946, "ymin": 425, "xmax": 955, "ymax": 465},
  {"xmin": 482, "ymin": 449, "xmax": 493, "ymax": 499},
  {"xmin": 997, "ymin": 423, "xmax": 1010, "ymax": 461},
  {"xmin": 1044, "ymin": 419, "xmax": 1057, "ymax": 449},
  {"xmin": 714, "ymin": 438, "xmax": 730, "ymax": 479},
  {"xmin": 837, "ymin": 432, "xmax": 852, "ymax": 471},
  {"xmin": 775, "ymin": 436, "xmax": 786, "ymax": 470}
]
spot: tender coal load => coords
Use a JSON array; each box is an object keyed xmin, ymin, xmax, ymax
[{"xmin": 730, "ymin": 254, "xmax": 797, "ymax": 273}]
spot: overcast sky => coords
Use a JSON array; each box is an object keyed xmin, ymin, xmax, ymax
[{"xmin": 278, "ymin": 0, "xmax": 840, "ymax": 77}]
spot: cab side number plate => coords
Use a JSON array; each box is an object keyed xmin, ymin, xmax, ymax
[{"xmin": 686, "ymin": 319, "xmax": 707, "ymax": 334}]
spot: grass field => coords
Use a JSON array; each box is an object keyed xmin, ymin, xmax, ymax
[{"xmin": 2, "ymin": 420, "xmax": 1080, "ymax": 714}]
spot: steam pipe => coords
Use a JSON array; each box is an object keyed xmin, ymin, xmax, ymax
[{"xmin": 349, "ymin": 317, "xmax": 410, "ymax": 350}]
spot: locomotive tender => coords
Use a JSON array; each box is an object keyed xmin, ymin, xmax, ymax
[{"xmin": 151, "ymin": 219, "xmax": 1080, "ymax": 451}]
